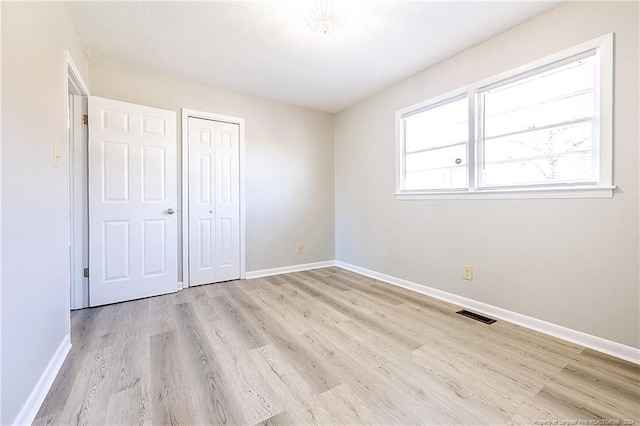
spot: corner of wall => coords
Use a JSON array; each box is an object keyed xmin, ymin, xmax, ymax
[{"xmin": 11, "ymin": 335, "xmax": 71, "ymax": 426}]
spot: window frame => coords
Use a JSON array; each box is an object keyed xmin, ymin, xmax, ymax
[{"xmin": 395, "ymin": 33, "xmax": 614, "ymax": 200}]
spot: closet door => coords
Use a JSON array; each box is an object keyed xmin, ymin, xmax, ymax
[{"xmin": 188, "ymin": 117, "xmax": 240, "ymax": 286}]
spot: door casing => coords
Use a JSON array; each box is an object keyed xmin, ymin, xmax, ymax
[
  {"xmin": 65, "ymin": 50, "xmax": 90, "ymax": 310},
  {"xmin": 181, "ymin": 109, "xmax": 246, "ymax": 288}
]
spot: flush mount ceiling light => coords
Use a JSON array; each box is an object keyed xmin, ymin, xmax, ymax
[{"xmin": 305, "ymin": 0, "xmax": 348, "ymax": 34}]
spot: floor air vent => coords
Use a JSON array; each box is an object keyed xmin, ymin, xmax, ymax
[{"xmin": 456, "ymin": 309, "xmax": 497, "ymax": 324}]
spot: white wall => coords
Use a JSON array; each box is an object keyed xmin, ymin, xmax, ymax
[
  {"xmin": 89, "ymin": 62, "xmax": 335, "ymax": 277},
  {"xmin": 334, "ymin": 1, "xmax": 640, "ymax": 349},
  {"xmin": 1, "ymin": 2, "xmax": 89, "ymax": 424}
]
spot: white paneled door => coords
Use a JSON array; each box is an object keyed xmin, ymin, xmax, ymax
[
  {"xmin": 88, "ymin": 97, "xmax": 178, "ymax": 306},
  {"xmin": 188, "ymin": 117, "xmax": 240, "ymax": 286}
]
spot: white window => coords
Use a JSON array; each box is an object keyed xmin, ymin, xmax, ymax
[
  {"xmin": 396, "ymin": 34, "xmax": 613, "ymax": 200},
  {"xmin": 403, "ymin": 95, "xmax": 468, "ymax": 191}
]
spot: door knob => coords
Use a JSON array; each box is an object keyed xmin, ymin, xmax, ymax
[{"xmin": 167, "ymin": 208, "xmax": 175, "ymax": 215}]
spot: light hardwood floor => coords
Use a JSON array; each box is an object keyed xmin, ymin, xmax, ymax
[{"xmin": 34, "ymin": 267, "xmax": 640, "ymax": 425}]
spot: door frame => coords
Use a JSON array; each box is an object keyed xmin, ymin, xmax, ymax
[
  {"xmin": 181, "ymin": 109, "xmax": 246, "ymax": 287},
  {"xmin": 65, "ymin": 50, "xmax": 89, "ymax": 310}
]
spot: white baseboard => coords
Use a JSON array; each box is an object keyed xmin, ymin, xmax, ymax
[
  {"xmin": 336, "ymin": 261, "xmax": 640, "ymax": 365},
  {"xmin": 12, "ymin": 334, "xmax": 71, "ymax": 426},
  {"xmin": 245, "ymin": 260, "xmax": 336, "ymax": 279}
]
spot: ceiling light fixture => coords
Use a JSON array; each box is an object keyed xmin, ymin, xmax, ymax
[{"xmin": 305, "ymin": 1, "xmax": 348, "ymax": 34}]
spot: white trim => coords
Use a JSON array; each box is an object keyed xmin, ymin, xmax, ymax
[
  {"xmin": 245, "ymin": 261, "xmax": 336, "ymax": 279},
  {"xmin": 395, "ymin": 185, "xmax": 615, "ymax": 200},
  {"xmin": 0, "ymin": 0, "xmax": 3, "ymax": 419},
  {"xmin": 181, "ymin": 109, "xmax": 247, "ymax": 287},
  {"xmin": 335, "ymin": 261, "xmax": 640, "ymax": 365},
  {"xmin": 239, "ymin": 119, "xmax": 246, "ymax": 280},
  {"xmin": 597, "ymin": 33, "xmax": 614, "ymax": 189},
  {"xmin": 12, "ymin": 335, "xmax": 72, "ymax": 426},
  {"xmin": 181, "ymin": 112, "xmax": 189, "ymax": 286},
  {"xmin": 180, "ymin": 108, "xmax": 191, "ymax": 288},
  {"xmin": 65, "ymin": 51, "xmax": 89, "ymax": 96},
  {"xmin": 68, "ymin": 96, "xmax": 89, "ymax": 309},
  {"xmin": 65, "ymin": 50, "xmax": 89, "ymax": 310}
]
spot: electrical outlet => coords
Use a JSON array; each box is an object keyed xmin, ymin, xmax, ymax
[
  {"xmin": 462, "ymin": 264, "xmax": 473, "ymax": 280},
  {"xmin": 296, "ymin": 244, "xmax": 304, "ymax": 255}
]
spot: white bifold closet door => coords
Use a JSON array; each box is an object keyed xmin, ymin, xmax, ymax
[
  {"xmin": 188, "ymin": 117, "xmax": 240, "ymax": 286},
  {"xmin": 88, "ymin": 96, "xmax": 178, "ymax": 306}
]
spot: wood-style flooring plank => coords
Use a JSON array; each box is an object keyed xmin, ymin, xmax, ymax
[
  {"xmin": 172, "ymin": 302, "xmax": 244, "ymax": 425},
  {"xmin": 248, "ymin": 345, "xmax": 338, "ymax": 425},
  {"xmin": 297, "ymin": 326, "xmax": 445, "ymax": 425},
  {"xmin": 150, "ymin": 331, "xmax": 198, "ymax": 425},
  {"xmin": 198, "ymin": 309, "xmax": 285, "ymax": 424},
  {"xmin": 318, "ymin": 383, "xmax": 382, "ymax": 425},
  {"xmin": 245, "ymin": 286, "xmax": 310, "ymax": 335},
  {"xmin": 223, "ymin": 285, "xmax": 342, "ymax": 394},
  {"xmin": 104, "ymin": 385, "xmax": 150, "ymax": 426},
  {"xmin": 325, "ymin": 321, "xmax": 512, "ymax": 424},
  {"xmin": 206, "ymin": 295, "xmax": 267, "ymax": 350},
  {"xmin": 284, "ymin": 275, "xmax": 425, "ymax": 351},
  {"xmin": 256, "ymin": 410, "xmax": 295, "ymax": 426}
]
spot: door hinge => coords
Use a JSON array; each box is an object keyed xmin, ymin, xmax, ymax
[
  {"xmin": 83, "ymin": 268, "xmax": 89, "ymax": 278},
  {"xmin": 82, "ymin": 114, "xmax": 88, "ymax": 125}
]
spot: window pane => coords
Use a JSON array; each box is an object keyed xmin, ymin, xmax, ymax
[
  {"xmin": 402, "ymin": 96, "xmax": 468, "ymax": 191},
  {"xmin": 405, "ymin": 144, "xmax": 467, "ymax": 190},
  {"xmin": 484, "ymin": 121, "xmax": 593, "ymax": 163},
  {"xmin": 406, "ymin": 144, "xmax": 466, "ymax": 173},
  {"xmin": 483, "ymin": 152, "xmax": 593, "ymax": 187},
  {"xmin": 479, "ymin": 53, "xmax": 598, "ymax": 188},
  {"xmin": 483, "ymin": 122, "xmax": 594, "ymax": 186},
  {"xmin": 404, "ymin": 97, "xmax": 468, "ymax": 153},
  {"xmin": 483, "ymin": 55, "xmax": 596, "ymax": 139},
  {"xmin": 484, "ymin": 90, "xmax": 594, "ymax": 140},
  {"xmin": 405, "ymin": 168, "xmax": 466, "ymax": 191}
]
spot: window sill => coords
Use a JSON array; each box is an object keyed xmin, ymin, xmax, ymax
[{"xmin": 395, "ymin": 185, "xmax": 616, "ymax": 200}]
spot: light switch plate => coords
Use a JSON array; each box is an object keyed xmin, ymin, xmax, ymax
[{"xmin": 53, "ymin": 145, "xmax": 61, "ymax": 169}]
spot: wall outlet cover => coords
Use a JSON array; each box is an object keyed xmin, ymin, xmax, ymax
[{"xmin": 462, "ymin": 264, "xmax": 473, "ymax": 280}]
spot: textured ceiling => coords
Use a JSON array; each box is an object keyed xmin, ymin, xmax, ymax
[{"xmin": 66, "ymin": 1, "xmax": 561, "ymax": 113}]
